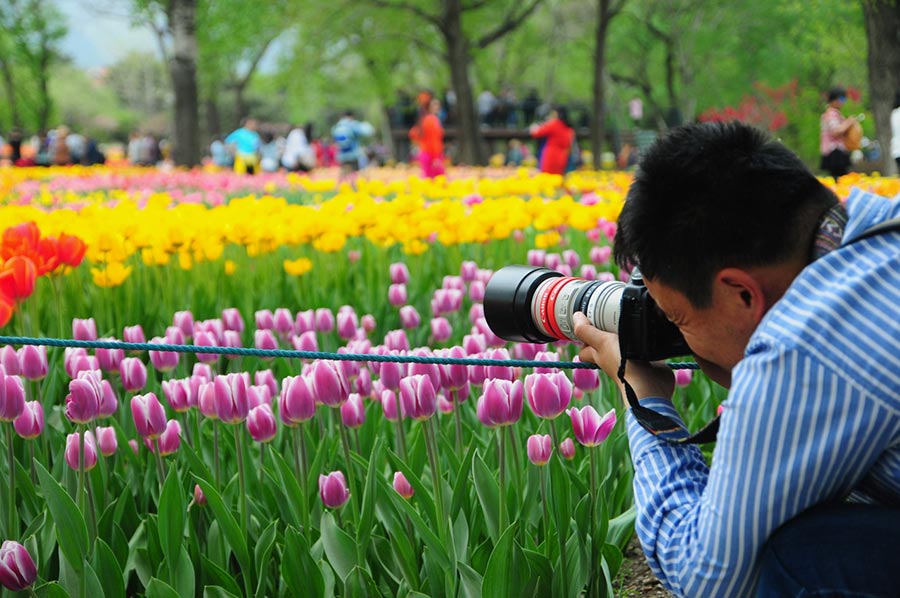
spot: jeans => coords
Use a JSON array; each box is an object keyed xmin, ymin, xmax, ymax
[{"xmin": 757, "ymin": 503, "xmax": 900, "ymax": 597}]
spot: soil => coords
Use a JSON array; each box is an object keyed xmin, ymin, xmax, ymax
[{"xmin": 614, "ymin": 535, "xmax": 673, "ymax": 597}]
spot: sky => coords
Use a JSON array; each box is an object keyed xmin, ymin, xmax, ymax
[{"xmin": 54, "ymin": 0, "xmax": 157, "ymax": 68}]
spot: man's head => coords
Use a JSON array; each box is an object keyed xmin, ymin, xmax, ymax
[
  {"xmin": 615, "ymin": 122, "xmax": 838, "ymax": 370},
  {"xmin": 827, "ymin": 87, "xmax": 847, "ymax": 104},
  {"xmin": 242, "ymin": 117, "xmax": 257, "ymax": 131}
]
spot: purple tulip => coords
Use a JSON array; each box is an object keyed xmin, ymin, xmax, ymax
[
  {"xmin": 572, "ymin": 358, "xmax": 600, "ymax": 392},
  {"xmin": 99, "ymin": 379, "xmax": 118, "ymax": 418},
  {"xmin": 559, "ymin": 438, "xmax": 576, "ymax": 460},
  {"xmin": 214, "ymin": 374, "xmax": 250, "ymax": 424},
  {"xmin": 194, "ymin": 331, "xmax": 220, "ymax": 364},
  {"xmin": 157, "ymin": 419, "xmax": 182, "ymax": 455},
  {"xmin": 273, "ymin": 308, "xmax": 294, "ymax": 338},
  {"xmin": 430, "ymin": 317, "xmax": 452, "ymax": 343},
  {"xmin": 95, "ymin": 338, "xmax": 124, "ymax": 372},
  {"xmin": 248, "ymin": 385, "xmax": 271, "ymax": 409},
  {"xmin": 65, "ymin": 370, "xmax": 102, "ymax": 424},
  {"xmin": 532, "ymin": 351, "xmax": 561, "ymax": 374},
  {"xmin": 222, "ymin": 308, "xmax": 245, "ymax": 332},
  {"xmin": 255, "ymin": 369, "xmax": 279, "ymax": 398},
  {"xmin": 568, "ymin": 405, "xmax": 617, "ymax": 447},
  {"xmin": 197, "ymin": 381, "xmax": 218, "ymax": 419},
  {"xmin": 674, "ymin": 368, "xmax": 693, "ymax": 387},
  {"xmin": 388, "ymin": 284, "xmax": 408, "ymax": 307},
  {"xmin": 340, "ymin": 393, "xmax": 365, "ymax": 428},
  {"xmin": 0, "ymin": 370, "xmax": 25, "ymax": 422},
  {"xmin": 580, "ymin": 265, "xmax": 597, "ymax": 280},
  {"xmin": 440, "ymin": 346, "xmax": 469, "ymax": 392},
  {"xmin": 319, "ymin": 471, "xmax": 350, "ymax": 508},
  {"xmin": 525, "ymin": 372, "xmax": 573, "ymax": 419},
  {"xmin": 279, "ymin": 375, "xmax": 317, "ymax": 425},
  {"xmin": 72, "ymin": 317, "xmax": 97, "ymax": 341},
  {"xmin": 13, "ymin": 401, "xmax": 43, "ymax": 439},
  {"xmin": 399, "ymin": 306, "xmax": 420, "ymax": 329},
  {"xmin": 222, "ymin": 330, "xmax": 242, "ymax": 359},
  {"xmin": 173, "ymin": 310, "xmax": 195, "ymax": 337},
  {"xmin": 162, "ymin": 379, "xmax": 192, "ymax": 412},
  {"xmin": 399, "ymin": 374, "xmax": 437, "ymax": 421},
  {"xmin": 310, "ymin": 361, "xmax": 350, "ymax": 407},
  {"xmin": 15, "ymin": 345, "xmax": 46, "ymax": 380},
  {"xmin": 193, "ymin": 484, "xmax": 207, "ymax": 506},
  {"xmin": 355, "ymin": 367, "xmax": 373, "ymax": 396},
  {"xmin": 468, "ymin": 280, "xmax": 486, "ymax": 302},
  {"xmin": 361, "ymin": 314, "xmax": 376, "ymax": 333},
  {"xmin": 131, "ymin": 392, "xmax": 168, "ymax": 439},
  {"xmin": 408, "ymin": 351, "xmax": 442, "ymax": 393},
  {"xmin": 476, "ymin": 379, "xmax": 523, "ymax": 427},
  {"xmin": 247, "ymin": 404, "xmax": 277, "ymax": 443},
  {"xmin": 389, "ymin": 262, "xmax": 410, "ymax": 284},
  {"xmin": 469, "ymin": 303, "xmax": 486, "ymax": 324},
  {"xmin": 393, "ymin": 471, "xmax": 414, "ymax": 499},
  {"xmin": 315, "ymin": 308, "xmax": 335, "ymax": 333},
  {"xmin": 96, "ymin": 426, "xmax": 117, "ymax": 456},
  {"xmin": 463, "ymin": 334, "xmax": 486, "ymax": 355},
  {"xmin": 295, "ymin": 309, "xmax": 315, "ymax": 334},
  {"xmin": 485, "ymin": 348, "xmax": 515, "ymax": 381},
  {"xmin": 527, "ymin": 249, "xmax": 546, "ymax": 267},
  {"xmin": 65, "ymin": 431, "xmax": 98, "ymax": 471},
  {"xmin": 254, "ymin": 329, "xmax": 279, "ymax": 357},
  {"xmin": 379, "ymin": 389, "xmax": 403, "ymax": 421},
  {"xmin": 149, "ymin": 337, "xmax": 179, "ymax": 372},
  {"xmin": 590, "ymin": 245, "xmax": 612, "ymax": 265},
  {"xmin": 165, "ymin": 326, "xmax": 185, "ymax": 346},
  {"xmin": 432, "ymin": 289, "xmax": 463, "ymax": 315},
  {"xmin": 0, "ymin": 345, "xmax": 20, "ymax": 375},
  {"xmin": 68, "ymin": 353, "xmax": 100, "ymax": 378},
  {"xmin": 0, "ymin": 540, "xmax": 37, "ymax": 591},
  {"xmin": 545, "ymin": 253, "xmax": 562, "ymax": 271},
  {"xmin": 384, "ymin": 329, "xmax": 410, "ymax": 352},
  {"xmin": 123, "ymin": 324, "xmax": 146, "ymax": 346},
  {"xmin": 337, "ymin": 308, "xmax": 358, "ymax": 340},
  {"xmin": 527, "ymin": 434, "xmax": 552, "ymax": 466},
  {"xmin": 119, "ymin": 357, "xmax": 148, "ymax": 393},
  {"xmin": 460, "ymin": 260, "xmax": 478, "ymax": 282}
]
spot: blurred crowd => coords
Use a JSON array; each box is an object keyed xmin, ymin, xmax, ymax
[{"xmin": 0, "ymin": 126, "xmax": 109, "ymax": 167}]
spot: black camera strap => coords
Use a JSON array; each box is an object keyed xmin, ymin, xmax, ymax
[{"xmin": 623, "ymin": 212, "xmax": 900, "ymax": 445}]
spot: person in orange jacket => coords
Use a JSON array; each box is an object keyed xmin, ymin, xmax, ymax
[
  {"xmin": 530, "ymin": 106, "xmax": 574, "ymax": 175},
  {"xmin": 410, "ymin": 98, "xmax": 446, "ymax": 178}
]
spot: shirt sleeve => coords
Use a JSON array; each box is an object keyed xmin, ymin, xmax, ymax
[{"xmin": 627, "ymin": 344, "xmax": 898, "ymax": 597}]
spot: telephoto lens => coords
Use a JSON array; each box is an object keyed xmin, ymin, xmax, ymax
[{"xmin": 483, "ymin": 265, "xmax": 625, "ymax": 343}]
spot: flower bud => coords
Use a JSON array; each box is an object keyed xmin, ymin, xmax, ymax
[
  {"xmin": 319, "ymin": 471, "xmax": 350, "ymax": 509},
  {"xmin": 0, "ymin": 540, "xmax": 37, "ymax": 591},
  {"xmin": 247, "ymin": 404, "xmax": 277, "ymax": 443},
  {"xmin": 527, "ymin": 434, "xmax": 552, "ymax": 466},
  {"xmin": 393, "ymin": 471, "xmax": 414, "ymax": 499}
]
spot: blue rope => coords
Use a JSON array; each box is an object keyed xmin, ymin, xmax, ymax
[{"xmin": 0, "ymin": 335, "xmax": 699, "ymax": 370}]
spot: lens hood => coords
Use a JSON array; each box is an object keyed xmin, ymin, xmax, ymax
[{"xmin": 484, "ymin": 265, "xmax": 562, "ymax": 343}]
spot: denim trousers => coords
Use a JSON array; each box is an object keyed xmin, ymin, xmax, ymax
[{"xmin": 757, "ymin": 502, "xmax": 900, "ymax": 597}]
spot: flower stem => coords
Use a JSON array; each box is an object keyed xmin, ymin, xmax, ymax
[
  {"xmin": 234, "ymin": 425, "xmax": 248, "ymax": 539},
  {"xmin": 589, "ymin": 447, "xmax": 599, "ymax": 598},
  {"xmin": 293, "ymin": 425, "xmax": 311, "ymax": 538},
  {"xmin": 336, "ymin": 412, "xmax": 358, "ymax": 529},
  {"xmin": 549, "ymin": 419, "xmax": 570, "ymax": 598},
  {"xmin": 424, "ymin": 419, "xmax": 446, "ymax": 541},
  {"xmin": 540, "ymin": 468, "xmax": 550, "ymax": 557},
  {"xmin": 452, "ymin": 389, "xmax": 463, "ymax": 453},
  {"xmin": 7, "ymin": 424, "xmax": 16, "ymax": 539},
  {"xmin": 213, "ymin": 423, "xmax": 220, "ymax": 488},
  {"xmin": 395, "ymin": 416, "xmax": 408, "ymax": 462},
  {"xmin": 154, "ymin": 439, "xmax": 166, "ymax": 487},
  {"xmin": 498, "ymin": 428, "xmax": 507, "ymax": 533}
]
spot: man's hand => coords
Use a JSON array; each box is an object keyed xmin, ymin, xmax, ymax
[{"xmin": 572, "ymin": 312, "xmax": 675, "ymax": 406}]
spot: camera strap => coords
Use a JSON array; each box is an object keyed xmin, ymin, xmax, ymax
[{"xmin": 622, "ymin": 211, "xmax": 900, "ymax": 445}]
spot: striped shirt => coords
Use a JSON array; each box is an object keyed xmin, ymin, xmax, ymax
[{"xmin": 626, "ymin": 187, "xmax": 900, "ymax": 597}]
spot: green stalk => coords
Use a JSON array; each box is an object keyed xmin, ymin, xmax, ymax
[
  {"xmin": 588, "ymin": 447, "xmax": 599, "ymax": 598},
  {"xmin": 424, "ymin": 418, "xmax": 446, "ymax": 540},
  {"xmin": 6, "ymin": 424, "xmax": 16, "ymax": 539},
  {"xmin": 234, "ymin": 425, "xmax": 248, "ymax": 539},
  {"xmin": 549, "ymin": 420, "xmax": 570, "ymax": 598},
  {"xmin": 336, "ymin": 412, "xmax": 359, "ymax": 529},
  {"xmin": 213, "ymin": 423, "xmax": 221, "ymax": 488},
  {"xmin": 451, "ymin": 389, "xmax": 463, "ymax": 453},
  {"xmin": 498, "ymin": 428, "xmax": 507, "ymax": 533},
  {"xmin": 395, "ymin": 415, "xmax": 408, "ymax": 462},
  {"xmin": 293, "ymin": 425, "xmax": 311, "ymax": 538},
  {"xmin": 154, "ymin": 439, "xmax": 166, "ymax": 489},
  {"xmin": 540, "ymin": 467, "xmax": 551, "ymax": 558},
  {"xmin": 77, "ymin": 426, "xmax": 86, "ymax": 598}
]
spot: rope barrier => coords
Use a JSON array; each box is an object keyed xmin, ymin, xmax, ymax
[{"xmin": 0, "ymin": 335, "xmax": 699, "ymax": 370}]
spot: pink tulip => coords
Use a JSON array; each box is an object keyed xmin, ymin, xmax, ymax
[
  {"xmin": 64, "ymin": 370, "xmax": 102, "ymax": 424},
  {"xmin": 460, "ymin": 260, "xmax": 478, "ymax": 282},
  {"xmin": 157, "ymin": 419, "xmax": 182, "ymax": 455},
  {"xmin": 295, "ymin": 310, "xmax": 315, "ymax": 334},
  {"xmin": 0, "ymin": 346, "xmax": 19, "ymax": 375},
  {"xmin": 355, "ymin": 367, "xmax": 373, "ymax": 396},
  {"xmin": 248, "ymin": 385, "xmax": 271, "ymax": 408},
  {"xmin": 214, "ymin": 374, "xmax": 250, "ymax": 424},
  {"xmin": 340, "ymin": 393, "xmax": 365, "ymax": 428},
  {"xmin": 293, "ymin": 331, "xmax": 318, "ymax": 352},
  {"xmin": 430, "ymin": 318, "xmax": 452, "ymax": 343},
  {"xmin": 361, "ymin": 314, "xmax": 376, "ymax": 333},
  {"xmin": 279, "ymin": 375, "xmax": 317, "ymax": 425},
  {"xmin": 476, "ymin": 379, "xmax": 523, "ymax": 427},
  {"xmin": 337, "ymin": 308, "xmax": 358, "ymax": 340},
  {"xmin": 432, "ymin": 289, "xmax": 463, "ymax": 315},
  {"xmin": 273, "ymin": 308, "xmax": 294, "ymax": 338},
  {"xmin": 596, "ymin": 271, "xmax": 616, "ymax": 283},
  {"xmin": 568, "ymin": 406, "xmax": 617, "ymax": 447},
  {"xmin": 525, "ymin": 372, "xmax": 573, "ymax": 419},
  {"xmin": 193, "ymin": 363, "xmax": 213, "ymax": 382},
  {"xmin": 527, "ymin": 434, "xmax": 552, "ymax": 465},
  {"xmin": 468, "ymin": 303, "xmax": 485, "ymax": 323},
  {"xmin": 378, "ymin": 359, "xmax": 403, "ymax": 391},
  {"xmin": 511, "ymin": 342, "xmax": 545, "ymax": 361},
  {"xmin": 63, "ymin": 347, "xmax": 87, "ymax": 377},
  {"xmin": 13, "ymin": 401, "xmax": 43, "ymax": 439},
  {"xmin": 0, "ymin": 540, "xmax": 37, "ymax": 591},
  {"xmin": 0, "ymin": 371, "xmax": 25, "ymax": 422},
  {"xmin": 408, "ymin": 351, "xmax": 442, "ymax": 393},
  {"xmin": 315, "ymin": 308, "xmax": 335, "ymax": 333},
  {"xmin": 559, "ymin": 438, "xmax": 576, "ymax": 460},
  {"xmin": 545, "ymin": 253, "xmax": 562, "ymax": 271},
  {"xmin": 131, "ymin": 393, "xmax": 168, "ymax": 439},
  {"xmin": 532, "ymin": 351, "xmax": 561, "ymax": 374},
  {"xmin": 197, "ymin": 381, "xmax": 218, "ymax": 419},
  {"xmin": 580, "ymin": 265, "xmax": 597, "ymax": 280},
  {"xmin": 96, "ymin": 426, "xmax": 117, "ymax": 456},
  {"xmin": 527, "ymin": 249, "xmax": 546, "ymax": 267},
  {"xmin": 162, "ymin": 379, "xmax": 192, "ymax": 412},
  {"xmin": 223, "ymin": 308, "xmax": 246, "ymax": 332},
  {"xmin": 254, "ymin": 329, "xmax": 279, "ymax": 357},
  {"xmin": 399, "ymin": 306, "xmax": 420, "ymax": 329},
  {"xmin": 193, "ymin": 331, "xmax": 220, "ymax": 364},
  {"xmin": 247, "ymin": 404, "xmax": 277, "ymax": 443},
  {"xmin": 590, "ymin": 245, "xmax": 612, "ymax": 265},
  {"xmin": 468, "ymin": 280, "xmax": 485, "ymax": 302},
  {"xmin": 393, "ymin": 471, "xmax": 414, "ymax": 499},
  {"xmin": 16, "ymin": 345, "xmax": 47, "ymax": 380},
  {"xmin": 384, "ymin": 329, "xmax": 410, "ymax": 352},
  {"xmin": 128, "ymin": 439, "xmax": 139, "ymax": 455},
  {"xmin": 255, "ymin": 369, "xmax": 278, "ymax": 398},
  {"xmin": 572, "ymin": 358, "xmax": 600, "ymax": 392},
  {"xmin": 399, "ymin": 374, "xmax": 437, "ymax": 421},
  {"xmin": 72, "ymin": 318, "xmax": 97, "ymax": 341},
  {"xmin": 99, "ymin": 380, "xmax": 118, "ymax": 418},
  {"xmin": 563, "ymin": 249, "xmax": 580, "ymax": 269},
  {"xmin": 442, "ymin": 275, "xmax": 465, "ymax": 291},
  {"xmin": 379, "ymin": 389, "xmax": 403, "ymax": 421},
  {"xmin": 149, "ymin": 338, "xmax": 180, "ymax": 372},
  {"xmin": 440, "ymin": 346, "xmax": 469, "ymax": 391},
  {"xmin": 165, "ymin": 326, "xmax": 185, "ymax": 346},
  {"xmin": 388, "ymin": 283, "xmax": 407, "ymax": 307},
  {"xmin": 310, "ymin": 361, "xmax": 350, "ymax": 407},
  {"xmin": 65, "ymin": 431, "xmax": 98, "ymax": 471},
  {"xmin": 95, "ymin": 338, "xmax": 124, "ymax": 372},
  {"xmin": 173, "ymin": 310, "xmax": 194, "ymax": 338},
  {"xmin": 319, "ymin": 471, "xmax": 350, "ymax": 508},
  {"xmin": 348, "ymin": 250, "xmax": 361, "ymax": 263},
  {"xmin": 68, "ymin": 354, "xmax": 100, "ymax": 378},
  {"xmin": 438, "ymin": 393, "xmax": 454, "ymax": 414},
  {"xmin": 389, "ymin": 262, "xmax": 410, "ymax": 284},
  {"xmin": 123, "ymin": 324, "xmax": 146, "ymax": 346},
  {"xmin": 674, "ymin": 368, "xmax": 693, "ymax": 387},
  {"xmin": 119, "ymin": 357, "xmax": 148, "ymax": 393},
  {"xmin": 193, "ymin": 484, "xmax": 207, "ymax": 507},
  {"xmin": 463, "ymin": 334, "xmax": 486, "ymax": 355},
  {"xmin": 485, "ymin": 348, "xmax": 515, "ymax": 381},
  {"xmin": 474, "ymin": 318, "xmax": 504, "ymax": 347}
]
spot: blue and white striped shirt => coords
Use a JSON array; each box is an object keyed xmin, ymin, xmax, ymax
[{"xmin": 626, "ymin": 188, "xmax": 900, "ymax": 597}]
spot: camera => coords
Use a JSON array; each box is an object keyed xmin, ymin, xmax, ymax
[{"xmin": 483, "ymin": 265, "xmax": 690, "ymax": 361}]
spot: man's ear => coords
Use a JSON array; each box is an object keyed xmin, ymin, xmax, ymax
[{"xmin": 715, "ymin": 268, "xmax": 766, "ymax": 323}]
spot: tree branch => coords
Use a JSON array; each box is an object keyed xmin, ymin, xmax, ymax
[
  {"xmin": 461, "ymin": 0, "xmax": 490, "ymax": 11},
  {"xmin": 476, "ymin": 0, "xmax": 544, "ymax": 49},
  {"xmin": 365, "ymin": 0, "xmax": 442, "ymax": 29}
]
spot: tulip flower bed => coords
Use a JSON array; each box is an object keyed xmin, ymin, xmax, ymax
[{"xmin": 0, "ymin": 164, "xmax": 880, "ymax": 597}]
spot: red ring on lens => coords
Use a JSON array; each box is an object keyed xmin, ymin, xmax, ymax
[
  {"xmin": 538, "ymin": 277, "xmax": 569, "ymax": 339},
  {"xmin": 545, "ymin": 277, "xmax": 575, "ymax": 340}
]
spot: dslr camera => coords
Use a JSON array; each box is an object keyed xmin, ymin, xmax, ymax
[{"xmin": 484, "ymin": 265, "xmax": 690, "ymax": 361}]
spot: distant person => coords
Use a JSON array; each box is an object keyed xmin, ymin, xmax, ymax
[
  {"xmin": 226, "ymin": 117, "xmax": 262, "ymax": 175},
  {"xmin": 210, "ymin": 137, "xmax": 233, "ymax": 168},
  {"xmin": 82, "ymin": 138, "xmax": 105, "ymax": 166},
  {"xmin": 127, "ymin": 131, "xmax": 143, "ymax": 165},
  {"xmin": 410, "ymin": 98, "xmax": 445, "ymax": 179},
  {"xmin": 259, "ymin": 132, "xmax": 282, "ymax": 173},
  {"xmin": 891, "ymin": 90, "xmax": 900, "ymax": 175},
  {"xmin": 819, "ymin": 87, "xmax": 857, "ymax": 181},
  {"xmin": 331, "ymin": 111, "xmax": 375, "ymax": 180},
  {"xmin": 521, "ymin": 88, "xmax": 541, "ymax": 125},
  {"xmin": 530, "ymin": 106, "xmax": 574, "ymax": 175},
  {"xmin": 52, "ymin": 126, "xmax": 71, "ymax": 166},
  {"xmin": 477, "ymin": 90, "xmax": 496, "ymax": 127},
  {"xmin": 282, "ymin": 123, "xmax": 315, "ymax": 172},
  {"xmin": 506, "ymin": 138, "xmax": 527, "ymax": 166},
  {"xmin": 8, "ymin": 128, "xmax": 22, "ymax": 164}
]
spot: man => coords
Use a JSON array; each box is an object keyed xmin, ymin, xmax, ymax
[
  {"xmin": 573, "ymin": 122, "xmax": 900, "ymax": 597},
  {"xmin": 819, "ymin": 86, "xmax": 858, "ymax": 181},
  {"xmin": 226, "ymin": 117, "xmax": 261, "ymax": 175},
  {"xmin": 331, "ymin": 111, "xmax": 374, "ymax": 182}
]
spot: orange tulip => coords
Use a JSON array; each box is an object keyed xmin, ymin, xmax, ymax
[
  {"xmin": 0, "ymin": 256, "xmax": 37, "ymax": 300},
  {"xmin": 57, "ymin": 234, "xmax": 87, "ymax": 267},
  {"xmin": 1, "ymin": 222, "xmax": 39, "ymax": 259},
  {"xmin": 36, "ymin": 238, "xmax": 60, "ymax": 275}
]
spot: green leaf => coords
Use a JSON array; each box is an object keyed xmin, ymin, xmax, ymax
[
  {"xmin": 202, "ymin": 587, "xmax": 241, "ymax": 598},
  {"xmin": 254, "ymin": 520, "xmax": 278, "ymax": 598},
  {"xmin": 481, "ymin": 524, "xmax": 516, "ymax": 598},
  {"xmin": 320, "ymin": 511, "xmax": 359, "ymax": 582},
  {"xmin": 386, "ymin": 448, "xmax": 437, "ymax": 530},
  {"xmin": 171, "ymin": 546, "xmax": 196, "ymax": 598},
  {"xmin": 344, "ymin": 566, "xmax": 379, "ymax": 597},
  {"xmin": 606, "ymin": 506, "xmax": 635, "ymax": 551},
  {"xmin": 450, "ymin": 441, "xmax": 477, "ymax": 516},
  {"xmin": 200, "ymin": 554, "xmax": 243, "ymax": 597},
  {"xmin": 158, "ymin": 467, "xmax": 185, "ymax": 584},
  {"xmin": 451, "ymin": 510, "xmax": 469, "ymax": 564},
  {"xmin": 472, "ymin": 452, "xmax": 500, "ymax": 544},
  {"xmin": 386, "ymin": 525, "xmax": 419, "ymax": 589},
  {"xmin": 92, "ymin": 539, "xmax": 125, "ymax": 598},
  {"xmin": 36, "ymin": 462, "xmax": 89, "ymax": 574},
  {"xmin": 356, "ymin": 436, "xmax": 385, "ymax": 552},
  {"xmin": 458, "ymin": 561, "xmax": 483, "ymax": 598},
  {"xmin": 521, "ymin": 549, "xmax": 554, "ymax": 598},
  {"xmin": 194, "ymin": 477, "xmax": 251, "ymax": 578},
  {"xmin": 602, "ymin": 543, "xmax": 624, "ymax": 588},
  {"xmin": 281, "ymin": 526, "xmax": 325, "ymax": 598},
  {"xmin": 146, "ymin": 577, "xmax": 182, "ymax": 598},
  {"xmin": 34, "ymin": 581, "xmax": 70, "ymax": 598},
  {"xmin": 269, "ymin": 448, "xmax": 304, "ymax": 530},
  {"xmin": 385, "ymin": 482, "xmax": 452, "ymax": 570}
]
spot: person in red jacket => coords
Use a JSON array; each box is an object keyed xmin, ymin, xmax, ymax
[
  {"xmin": 410, "ymin": 98, "xmax": 445, "ymax": 178},
  {"xmin": 530, "ymin": 106, "xmax": 574, "ymax": 175}
]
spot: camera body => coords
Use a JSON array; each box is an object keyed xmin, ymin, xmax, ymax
[{"xmin": 483, "ymin": 265, "xmax": 690, "ymax": 362}]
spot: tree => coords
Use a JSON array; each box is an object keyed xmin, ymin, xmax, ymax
[
  {"xmin": 590, "ymin": 0, "xmax": 626, "ymax": 167},
  {"xmin": 862, "ymin": 0, "xmax": 900, "ymax": 174},
  {"xmin": 368, "ymin": 0, "xmax": 545, "ymax": 165}
]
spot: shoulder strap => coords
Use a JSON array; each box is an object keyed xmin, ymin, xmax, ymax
[{"xmin": 846, "ymin": 215, "xmax": 900, "ymax": 245}]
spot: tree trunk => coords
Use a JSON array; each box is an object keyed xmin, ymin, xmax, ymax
[
  {"xmin": 591, "ymin": 0, "xmax": 612, "ymax": 168},
  {"xmin": 36, "ymin": 49, "xmax": 52, "ymax": 132},
  {"xmin": 205, "ymin": 96, "xmax": 221, "ymax": 139},
  {"xmin": 862, "ymin": 0, "xmax": 900, "ymax": 175},
  {"xmin": 0, "ymin": 58, "xmax": 20, "ymax": 128},
  {"xmin": 168, "ymin": 0, "xmax": 201, "ymax": 167},
  {"xmin": 443, "ymin": 2, "xmax": 484, "ymax": 165}
]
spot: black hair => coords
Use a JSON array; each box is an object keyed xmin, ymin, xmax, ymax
[
  {"xmin": 894, "ymin": 90, "xmax": 900, "ymax": 110},
  {"xmin": 555, "ymin": 106, "xmax": 570, "ymax": 128},
  {"xmin": 614, "ymin": 121, "xmax": 838, "ymax": 308},
  {"xmin": 827, "ymin": 87, "xmax": 847, "ymax": 102}
]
